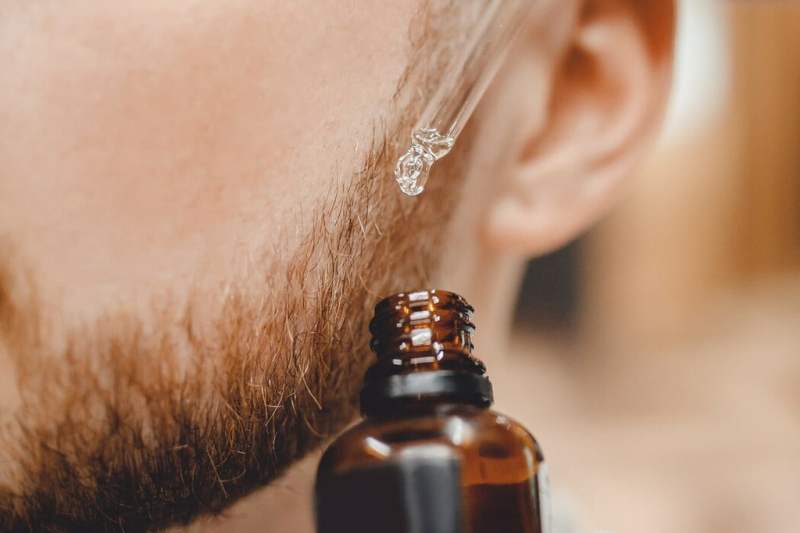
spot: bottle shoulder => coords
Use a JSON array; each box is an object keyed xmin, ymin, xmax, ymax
[{"xmin": 318, "ymin": 405, "xmax": 543, "ymax": 484}]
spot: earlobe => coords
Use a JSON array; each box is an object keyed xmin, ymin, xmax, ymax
[{"xmin": 485, "ymin": 0, "xmax": 676, "ymax": 256}]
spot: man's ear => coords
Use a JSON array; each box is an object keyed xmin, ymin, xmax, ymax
[{"xmin": 485, "ymin": 0, "xmax": 676, "ymax": 256}]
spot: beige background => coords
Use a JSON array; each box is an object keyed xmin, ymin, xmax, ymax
[{"xmin": 509, "ymin": 1, "xmax": 800, "ymax": 532}]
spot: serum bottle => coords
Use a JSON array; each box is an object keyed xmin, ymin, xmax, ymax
[{"xmin": 315, "ymin": 289, "xmax": 550, "ymax": 533}]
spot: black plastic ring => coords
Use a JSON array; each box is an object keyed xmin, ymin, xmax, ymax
[{"xmin": 360, "ymin": 370, "xmax": 493, "ymax": 416}]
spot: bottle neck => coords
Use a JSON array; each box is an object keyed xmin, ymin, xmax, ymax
[
  {"xmin": 360, "ymin": 370, "xmax": 493, "ymax": 418},
  {"xmin": 360, "ymin": 290, "xmax": 493, "ymax": 418}
]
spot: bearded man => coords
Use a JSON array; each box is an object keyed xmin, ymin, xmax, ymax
[{"xmin": 0, "ymin": 1, "xmax": 674, "ymax": 531}]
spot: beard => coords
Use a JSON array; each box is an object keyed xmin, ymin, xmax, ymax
[{"xmin": 0, "ymin": 109, "xmax": 473, "ymax": 532}]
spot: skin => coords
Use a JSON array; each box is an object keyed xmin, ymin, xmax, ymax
[{"xmin": 0, "ymin": 0, "xmax": 675, "ymax": 531}]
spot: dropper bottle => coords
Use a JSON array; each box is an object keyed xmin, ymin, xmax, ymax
[{"xmin": 315, "ymin": 289, "xmax": 550, "ymax": 533}]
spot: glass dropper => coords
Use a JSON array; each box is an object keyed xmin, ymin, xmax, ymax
[{"xmin": 394, "ymin": 0, "xmax": 534, "ymax": 196}]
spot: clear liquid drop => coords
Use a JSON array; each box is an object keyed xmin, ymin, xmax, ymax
[{"xmin": 394, "ymin": 129, "xmax": 454, "ymax": 196}]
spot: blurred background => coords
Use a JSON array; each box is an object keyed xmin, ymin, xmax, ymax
[{"xmin": 507, "ymin": 1, "xmax": 800, "ymax": 532}]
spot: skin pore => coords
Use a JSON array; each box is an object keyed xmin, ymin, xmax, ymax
[{"xmin": 0, "ymin": 0, "xmax": 674, "ymax": 531}]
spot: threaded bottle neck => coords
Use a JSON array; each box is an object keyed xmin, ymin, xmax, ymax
[
  {"xmin": 361, "ymin": 290, "xmax": 492, "ymax": 416},
  {"xmin": 369, "ymin": 289, "xmax": 483, "ymax": 373}
]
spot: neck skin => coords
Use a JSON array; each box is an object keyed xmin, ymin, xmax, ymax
[
  {"xmin": 433, "ymin": 244, "xmax": 527, "ymax": 370},
  {"xmin": 429, "ymin": 107, "xmax": 531, "ymax": 370}
]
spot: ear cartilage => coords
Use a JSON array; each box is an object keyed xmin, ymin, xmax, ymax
[{"xmin": 394, "ymin": 0, "xmax": 533, "ymax": 197}]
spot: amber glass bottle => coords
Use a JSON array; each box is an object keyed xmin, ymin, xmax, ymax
[{"xmin": 315, "ymin": 290, "xmax": 550, "ymax": 533}]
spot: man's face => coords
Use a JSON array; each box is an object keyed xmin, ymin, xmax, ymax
[
  {"xmin": 0, "ymin": 0, "xmax": 676, "ymax": 529},
  {"xmin": 0, "ymin": 1, "xmax": 481, "ymax": 530}
]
